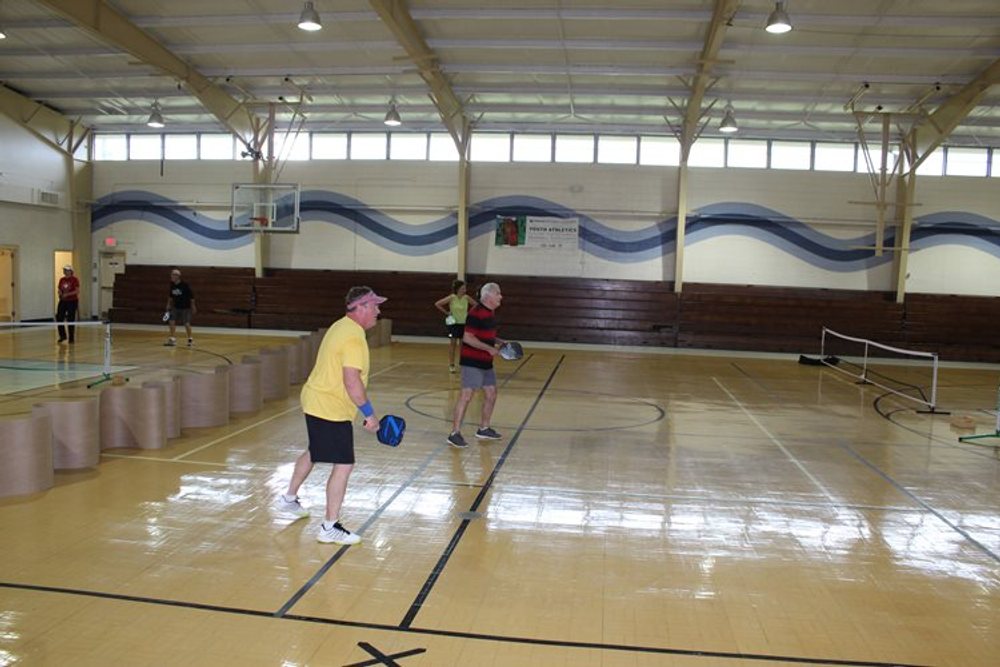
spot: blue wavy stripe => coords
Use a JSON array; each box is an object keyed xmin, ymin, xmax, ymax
[{"xmin": 91, "ymin": 191, "xmax": 1000, "ymax": 265}]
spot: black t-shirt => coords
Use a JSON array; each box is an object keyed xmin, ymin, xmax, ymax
[{"xmin": 169, "ymin": 281, "xmax": 194, "ymax": 309}]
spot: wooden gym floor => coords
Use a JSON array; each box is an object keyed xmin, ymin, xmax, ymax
[{"xmin": 0, "ymin": 325, "xmax": 997, "ymax": 666}]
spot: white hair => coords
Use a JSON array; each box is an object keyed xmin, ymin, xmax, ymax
[{"xmin": 480, "ymin": 282, "xmax": 500, "ymax": 299}]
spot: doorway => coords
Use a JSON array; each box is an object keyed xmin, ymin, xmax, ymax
[
  {"xmin": 0, "ymin": 246, "xmax": 17, "ymax": 322},
  {"xmin": 54, "ymin": 250, "xmax": 73, "ymax": 312},
  {"xmin": 98, "ymin": 251, "xmax": 127, "ymax": 318}
]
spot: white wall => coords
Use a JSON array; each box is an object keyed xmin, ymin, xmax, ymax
[
  {"xmin": 89, "ymin": 157, "xmax": 1000, "ymax": 300},
  {"xmin": 0, "ymin": 114, "xmax": 74, "ymax": 319}
]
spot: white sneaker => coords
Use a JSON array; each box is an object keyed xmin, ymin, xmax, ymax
[
  {"xmin": 187, "ymin": 338, "xmax": 194, "ymax": 347},
  {"xmin": 275, "ymin": 495, "xmax": 309, "ymax": 519},
  {"xmin": 317, "ymin": 521, "xmax": 361, "ymax": 545},
  {"xmin": 164, "ymin": 337, "xmax": 176, "ymax": 347}
]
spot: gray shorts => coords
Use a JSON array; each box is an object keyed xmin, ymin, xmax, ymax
[
  {"xmin": 170, "ymin": 308, "xmax": 192, "ymax": 325},
  {"xmin": 460, "ymin": 365, "xmax": 496, "ymax": 389}
]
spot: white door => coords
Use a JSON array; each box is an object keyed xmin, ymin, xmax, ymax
[
  {"xmin": 0, "ymin": 247, "xmax": 16, "ymax": 322},
  {"xmin": 98, "ymin": 252, "xmax": 127, "ymax": 318}
]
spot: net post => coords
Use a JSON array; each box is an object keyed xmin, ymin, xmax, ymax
[{"xmin": 103, "ymin": 321, "xmax": 112, "ymax": 377}]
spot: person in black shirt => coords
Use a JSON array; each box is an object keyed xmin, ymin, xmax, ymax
[{"xmin": 164, "ymin": 267, "xmax": 197, "ymax": 347}]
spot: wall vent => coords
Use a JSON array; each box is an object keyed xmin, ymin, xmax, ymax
[{"xmin": 36, "ymin": 189, "xmax": 62, "ymax": 206}]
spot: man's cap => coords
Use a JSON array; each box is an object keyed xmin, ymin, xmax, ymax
[
  {"xmin": 347, "ymin": 290, "xmax": 388, "ymax": 310},
  {"xmin": 63, "ymin": 265, "xmax": 73, "ymax": 271}
]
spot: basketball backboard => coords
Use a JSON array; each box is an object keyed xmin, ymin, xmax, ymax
[{"xmin": 230, "ymin": 183, "xmax": 301, "ymax": 233}]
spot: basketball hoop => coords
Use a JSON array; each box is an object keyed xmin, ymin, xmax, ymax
[{"xmin": 249, "ymin": 216, "xmax": 270, "ymax": 229}]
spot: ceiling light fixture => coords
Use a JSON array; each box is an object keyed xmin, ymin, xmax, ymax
[
  {"xmin": 297, "ymin": 1, "xmax": 322, "ymax": 31},
  {"xmin": 383, "ymin": 100, "xmax": 401, "ymax": 127},
  {"xmin": 146, "ymin": 101, "xmax": 165, "ymax": 128},
  {"xmin": 765, "ymin": 1, "xmax": 792, "ymax": 34},
  {"xmin": 719, "ymin": 104, "xmax": 738, "ymax": 133}
]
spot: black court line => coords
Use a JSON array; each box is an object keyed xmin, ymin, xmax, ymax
[
  {"xmin": 345, "ymin": 642, "xmax": 426, "ymax": 667},
  {"xmin": 0, "ymin": 582, "xmax": 927, "ymax": 667},
  {"xmin": 399, "ymin": 355, "xmax": 565, "ymax": 629},
  {"xmin": 273, "ymin": 354, "xmax": 536, "ymax": 616},
  {"xmin": 837, "ymin": 440, "xmax": 1000, "ymax": 564},
  {"xmin": 274, "ymin": 437, "xmax": 448, "ymax": 616},
  {"xmin": 274, "ymin": 355, "xmax": 531, "ymax": 618}
]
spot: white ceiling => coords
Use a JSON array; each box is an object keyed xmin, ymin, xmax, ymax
[{"xmin": 1, "ymin": 0, "xmax": 999, "ymax": 146}]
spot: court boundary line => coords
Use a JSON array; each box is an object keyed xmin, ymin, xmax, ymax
[
  {"xmin": 714, "ymin": 377, "xmax": 836, "ymax": 502},
  {"xmin": 836, "ymin": 442, "xmax": 1000, "ymax": 564},
  {"xmin": 0, "ymin": 581, "xmax": 929, "ymax": 667},
  {"xmin": 399, "ymin": 354, "xmax": 566, "ymax": 629},
  {"xmin": 272, "ymin": 358, "xmax": 534, "ymax": 617}
]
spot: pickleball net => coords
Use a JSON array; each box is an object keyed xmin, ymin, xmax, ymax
[
  {"xmin": 819, "ymin": 327, "xmax": 940, "ymax": 412},
  {"xmin": 0, "ymin": 320, "xmax": 117, "ymax": 391}
]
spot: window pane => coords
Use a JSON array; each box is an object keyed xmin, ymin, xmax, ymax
[
  {"xmin": 555, "ymin": 135, "xmax": 593, "ymax": 163},
  {"xmin": 471, "ymin": 133, "xmax": 511, "ymax": 162},
  {"xmin": 94, "ymin": 134, "xmax": 127, "ymax": 161},
  {"xmin": 129, "ymin": 134, "xmax": 161, "ymax": 160},
  {"xmin": 512, "ymin": 134, "xmax": 552, "ymax": 162},
  {"xmin": 390, "ymin": 133, "xmax": 428, "ymax": 160},
  {"xmin": 350, "ymin": 133, "xmax": 388, "ymax": 159},
  {"xmin": 312, "ymin": 133, "xmax": 348, "ymax": 159},
  {"xmin": 858, "ymin": 147, "xmax": 898, "ymax": 174},
  {"xmin": 916, "ymin": 148, "xmax": 943, "ymax": 176},
  {"xmin": 277, "ymin": 132, "xmax": 310, "ymax": 161},
  {"xmin": 946, "ymin": 147, "xmax": 988, "ymax": 177},
  {"xmin": 771, "ymin": 141, "xmax": 811, "ymax": 170},
  {"xmin": 727, "ymin": 139, "xmax": 767, "ymax": 168},
  {"xmin": 639, "ymin": 136, "xmax": 679, "ymax": 166},
  {"xmin": 164, "ymin": 134, "xmax": 197, "ymax": 160},
  {"xmin": 814, "ymin": 143, "xmax": 855, "ymax": 172},
  {"xmin": 597, "ymin": 136, "xmax": 637, "ymax": 165},
  {"xmin": 429, "ymin": 133, "xmax": 459, "ymax": 161},
  {"xmin": 689, "ymin": 139, "xmax": 725, "ymax": 167},
  {"xmin": 200, "ymin": 134, "xmax": 235, "ymax": 159}
]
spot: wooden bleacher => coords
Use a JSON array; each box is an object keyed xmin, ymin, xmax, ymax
[{"xmin": 108, "ymin": 265, "xmax": 1000, "ymax": 362}]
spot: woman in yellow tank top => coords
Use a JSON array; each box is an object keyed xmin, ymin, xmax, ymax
[{"xmin": 434, "ymin": 279, "xmax": 478, "ymax": 372}]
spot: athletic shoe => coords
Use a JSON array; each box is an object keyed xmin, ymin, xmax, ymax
[
  {"xmin": 447, "ymin": 431, "xmax": 468, "ymax": 448},
  {"xmin": 475, "ymin": 427, "xmax": 502, "ymax": 440},
  {"xmin": 187, "ymin": 338, "xmax": 194, "ymax": 347},
  {"xmin": 164, "ymin": 337, "xmax": 176, "ymax": 347},
  {"xmin": 449, "ymin": 364, "xmax": 456, "ymax": 373},
  {"xmin": 317, "ymin": 521, "xmax": 361, "ymax": 545},
  {"xmin": 275, "ymin": 495, "xmax": 309, "ymax": 519}
]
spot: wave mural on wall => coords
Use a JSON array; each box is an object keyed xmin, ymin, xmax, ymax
[{"xmin": 92, "ymin": 190, "xmax": 1000, "ymax": 268}]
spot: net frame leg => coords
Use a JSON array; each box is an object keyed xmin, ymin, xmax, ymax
[{"xmin": 958, "ymin": 385, "xmax": 1000, "ymax": 447}]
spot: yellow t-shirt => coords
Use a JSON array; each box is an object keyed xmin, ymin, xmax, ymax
[{"xmin": 300, "ymin": 316, "xmax": 369, "ymax": 421}]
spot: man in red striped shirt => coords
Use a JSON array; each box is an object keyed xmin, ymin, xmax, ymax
[{"xmin": 447, "ymin": 282, "xmax": 505, "ymax": 448}]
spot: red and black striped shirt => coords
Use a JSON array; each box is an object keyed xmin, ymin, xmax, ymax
[{"xmin": 460, "ymin": 304, "xmax": 497, "ymax": 369}]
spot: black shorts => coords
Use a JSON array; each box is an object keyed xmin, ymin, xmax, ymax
[
  {"xmin": 447, "ymin": 323, "xmax": 465, "ymax": 339},
  {"xmin": 305, "ymin": 414, "xmax": 355, "ymax": 464}
]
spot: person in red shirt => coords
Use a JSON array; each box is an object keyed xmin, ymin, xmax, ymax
[
  {"xmin": 56, "ymin": 264, "xmax": 80, "ymax": 344},
  {"xmin": 447, "ymin": 282, "xmax": 506, "ymax": 448}
]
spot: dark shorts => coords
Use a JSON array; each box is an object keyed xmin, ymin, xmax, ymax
[
  {"xmin": 170, "ymin": 308, "xmax": 193, "ymax": 325},
  {"xmin": 460, "ymin": 365, "xmax": 496, "ymax": 389},
  {"xmin": 447, "ymin": 323, "xmax": 465, "ymax": 339},
  {"xmin": 305, "ymin": 414, "xmax": 355, "ymax": 464}
]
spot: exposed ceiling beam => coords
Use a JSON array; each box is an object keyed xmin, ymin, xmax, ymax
[
  {"xmin": 1, "ymin": 65, "xmax": 981, "ymax": 87},
  {"xmin": 11, "ymin": 8, "xmax": 998, "ymax": 30},
  {"xmin": 5, "ymin": 39, "xmax": 994, "ymax": 60},
  {"xmin": 0, "ymin": 83, "xmax": 89, "ymax": 158},
  {"xmin": 367, "ymin": 0, "xmax": 469, "ymax": 148},
  {"xmin": 33, "ymin": 0, "xmax": 266, "ymax": 151},
  {"xmin": 679, "ymin": 0, "xmax": 739, "ymax": 155},
  {"xmin": 908, "ymin": 56, "xmax": 1000, "ymax": 168}
]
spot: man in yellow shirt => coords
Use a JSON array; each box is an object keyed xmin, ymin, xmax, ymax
[{"xmin": 276, "ymin": 286, "xmax": 386, "ymax": 545}]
